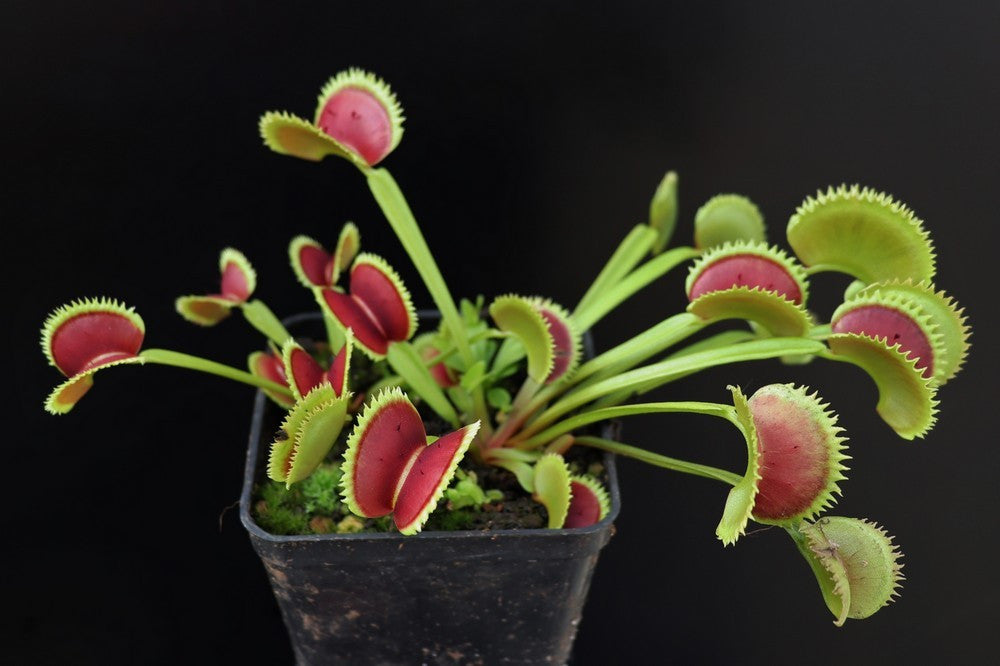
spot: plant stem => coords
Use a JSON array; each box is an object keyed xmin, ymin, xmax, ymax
[
  {"xmin": 573, "ymin": 246, "xmax": 700, "ymax": 332},
  {"xmin": 496, "ymin": 312, "xmax": 706, "ymax": 448},
  {"xmin": 588, "ymin": 329, "xmax": 757, "ymax": 410},
  {"xmin": 563, "ymin": 312, "xmax": 705, "ymax": 392},
  {"xmin": 364, "ymin": 167, "xmax": 491, "ymax": 433},
  {"xmin": 573, "ymin": 224, "xmax": 657, "ymax": 317},
  {"xmin": 520, "ymin": 338, "xmax": 826, "ymax": 440},
  {"xmin": 239, "ymin": 299, "xmax": 292, "ymax": 347},
  {"xmin": 140, "ymin": 349, "xmax": 293, "ymax": 396},
  {"xmin": 514, "ymin": 401, "xmax": 738, "ymax": 449},
  {"xmin": 575, "ymin": 436, "xmax": 741, "ymax": 485}
]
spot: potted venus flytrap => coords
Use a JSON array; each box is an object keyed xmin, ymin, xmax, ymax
[{"xmin": 40, "ymin": 69, "xmax": 970, "ymax": 664}]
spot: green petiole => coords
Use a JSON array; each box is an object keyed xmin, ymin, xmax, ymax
[
  {"xmin": 560, "ymin": 313, "xmax": 705, "ymax": 394},
  {"xmin": 588, "ymin": 329, "xmax": 758, "ymax": 410},
  {"xmin": 495, "ymin": 316, "xmax": 815, "ymax": 450},
  {"xmin": 494, "ymin": 313, "xmax": 707, "ymax": 448},
  {"xmin": 140, "ymin": 349, "xmax": 293, "ymax": 396},
  {"xmin": 513, "ymin": 401, "xmax": 738, "ymax": 450},
  {"xmin": 809, "ymin": 323, "xmax": 832, "ymax": 340},
  {"xmin": 322, "ymin": 313, "xmax": 346, "ymax": 352},
  {"xmin": 575, "ymin": 436, "xmax": 741, "ymax": 486},
  {"xmin": 520, "ymin": 338, "xmax": 826, "ymax": 440}
]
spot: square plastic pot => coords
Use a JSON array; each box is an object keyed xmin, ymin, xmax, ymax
[{"xmin": 238, "ymin": 313, "xmax": 621, "ymax": 665}]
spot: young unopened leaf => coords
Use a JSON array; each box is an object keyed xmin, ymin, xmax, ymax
[{"xmin": 649, "ymin": 170, "xmax": 679, "ymax": 254}]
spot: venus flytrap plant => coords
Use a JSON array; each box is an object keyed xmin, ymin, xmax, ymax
[
  {"xmin": 41, "ymin": 298, "xmax": 293, "ymax": 414},
  {"xmin": 40, "ymin": 67, "xmax": 972, "ymax": 626},
  {"xmin": 176, "ymin": 247, "xmax": 291, "ymax": 346}
]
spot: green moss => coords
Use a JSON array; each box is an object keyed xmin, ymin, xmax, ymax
[
  {"xmin": 254, "ymin": 482, "xmax": 310, "ymax": 535},
  {"xmin": 424, "ymin": 508, "xmax": 480, "ymax": 531},
  {"xmin": 252, "ymin": 458, "xmax": 397, "ymax": 535},
  {"xmin": 301, "ymin": 463, "xmax": 342, "ymax": 514}
]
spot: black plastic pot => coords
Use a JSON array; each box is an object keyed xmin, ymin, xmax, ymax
[{"xmin": 239, "ymin": 313, "xmax": 621, "ymax": 665}]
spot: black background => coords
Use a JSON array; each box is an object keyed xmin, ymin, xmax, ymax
[{"xmin": 6, "ymin": 2, "xmax": 999, "ymax": 664}]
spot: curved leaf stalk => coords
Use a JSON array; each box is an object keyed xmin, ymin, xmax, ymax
[
  {"xmin": 323, "ymin": 313, "xmax": 346, "ymax": 352},
  {"xmin": 810, "ymin": 323, "xmax": 832, "ymax": 340},
  {"xmin": 140, "ymin": 348, "xmax": 293, "ymax": 396},
  {"xmin": 518, "ymin": 338, "xmax": 827, "ymax": 441},
  {"xmin": 492, "ymin": 312, "xmax": 708, "ymax": 449},
  {"xmin": 575, "ymin": 436, "xmax": 741, "ymax": 486},
  {"xmin": 555, "ymin": 313, "xmax": 707, "ymax": 398},
  {"xmin": 589, "ymin": 330, "xmax": 759, "ymax": 410},
  {"xmin": 513, "ymin": 401, "xmax": 739, "ymax": 450}
]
